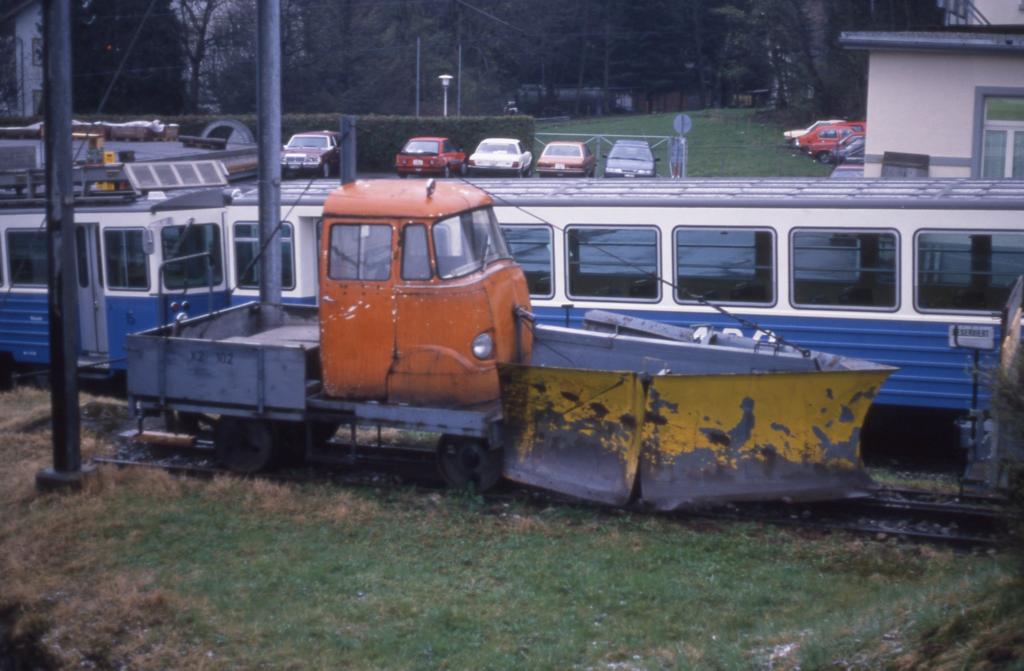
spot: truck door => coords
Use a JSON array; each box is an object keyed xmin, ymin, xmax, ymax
[
  {"xmin": 320, "ymin": 220, "xmax": 396, "ymax": 400},
  {"xmin": 75, "ymin": 223, "xmax": 108, "ymax": 358}
]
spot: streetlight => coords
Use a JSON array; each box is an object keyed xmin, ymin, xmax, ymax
[{"xmin": 438, "ymin": 74, "xmax": 453, "ymax": 117}]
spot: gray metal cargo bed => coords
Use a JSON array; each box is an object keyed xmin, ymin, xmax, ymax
[{"xmin": 126, "ymin": 302, "xmax": 319, "ymax": 416}]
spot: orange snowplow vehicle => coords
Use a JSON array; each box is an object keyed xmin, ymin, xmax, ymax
[{"xmin": 319, "ymin": 179, "xmax": 533, "ymax": 406}]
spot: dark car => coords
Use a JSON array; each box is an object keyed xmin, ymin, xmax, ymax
[
  {"xmin": 280, "ymin": 131, "xmax": 341, "ymax": 178},
  {"xmin": 603, "ymin": 140, "xmax": 657, "ymax": 178},
  {"xmin": 832, "ymin": 133, "xmax": 865, "ymax": 165},
  {"xmin": 395, "ymin": 137, "xmax": 467, "ymax": 178}
]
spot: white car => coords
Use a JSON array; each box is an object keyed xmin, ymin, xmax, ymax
[
  {"xmin": 467, "ymin": 138, "xmax": 533, "ymax": 177},
  {"xmin": 783, "ymin": 119, "xmax": 845, "ymax": 145}
]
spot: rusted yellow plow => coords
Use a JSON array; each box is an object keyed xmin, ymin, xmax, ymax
[{"xmin": 500, "ymin": 313, "xmax": 894, "ymax": 508}]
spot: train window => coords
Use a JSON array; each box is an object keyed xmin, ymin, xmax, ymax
[
  {"xmin": 916, "ymin": 231, "xmax": 1024, "ymax": 311},
  {"xmin": 160, "ymin": 223, "xmax": 224, "ymax": 290},
  {"xmin": 233, "ymin": 222, "xmax": 295, "ymax": 290},
  {"xmin": 401, "ymin": 224, "xmax": 432, "ymax": 281},
  {"xmin": 75, "ymin": 228, "xmax": 89, "ymax": 288},
  {"xmin": 7, "ymin": 230, "xmax": 47, "ymax": 286},
  {"xmin": 433, "ymin": 208, "xmax": 510, "ymax": 280},
  {"xmin": 566, "ymin": 226, "xmax": 659, "ymax": 300},
  {"xmin": 104, "ymin": 229, "xmax": 149, "ymax": 290},
  {"xmin": 501, "ymin": 225, "xmax": 553, "ymax": 297},
  {"xmin": 328, "ymin": 224, "xmax": 392, "ymax": 281},
  {"xmin": 791, "ymin": 230, "xmax": 897, "ymax": 309},
  {"xmin": 674, "ymin": 228, "xmax": 774, "ymax": 304}
]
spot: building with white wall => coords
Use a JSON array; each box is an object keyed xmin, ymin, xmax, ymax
[
  {"xmin": 841, "ymin": 31, "xmax": 1024, "ymax": 178},
  {"xmin": 1, "ymin": 0, "xmax": 42, "ymax": 116}
]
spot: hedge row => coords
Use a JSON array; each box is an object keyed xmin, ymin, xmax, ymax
[{"xmin": 0, "ymin": 113, "xmax": 535, "ymax": 172}]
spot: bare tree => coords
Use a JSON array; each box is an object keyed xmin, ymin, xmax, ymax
[{"xmin": 178, "ymin": 0, "xmax": 229, "ymax": 112}]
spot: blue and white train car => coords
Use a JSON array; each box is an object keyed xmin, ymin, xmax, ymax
[
  {"xmin": 223, "ymin": 181, "xmax": 333, "ymax": 307},
  {"xmin": 0, "ymin": 187, "xmax": 234, "ymax": 383},
  {"xmin": 478, "ymin": 178, "xmax": 1024, "ymax": 432}
]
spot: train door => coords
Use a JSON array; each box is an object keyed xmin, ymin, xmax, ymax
[{"xmin": 75, "ymin": 223, "xmax": 108, "ymax": 357}]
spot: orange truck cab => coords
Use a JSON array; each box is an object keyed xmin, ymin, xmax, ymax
[{"xmin": 319, "ymin": 179, "xmax": 532, "ymax": 407}]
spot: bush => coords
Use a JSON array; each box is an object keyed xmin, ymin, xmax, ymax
[{"xmin": 0, "ymin": 113, "xmax": 535, "ymax": 173}]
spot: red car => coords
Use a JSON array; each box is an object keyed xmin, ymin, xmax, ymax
[
  {"xmin": 797, "ymin": 122, "xmax": 865, "ymax": 163},
  {"xmin": 395, "ymin": 137, "xmax": 467, "ymax": 178}
]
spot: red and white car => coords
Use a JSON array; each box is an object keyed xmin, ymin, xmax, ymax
[{"xmin": 395, "ymin": 137, "xmax": 467, "ymax": 178}]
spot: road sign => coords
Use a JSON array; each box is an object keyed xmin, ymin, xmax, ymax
[
  {"xmin": 948, "ymin": 324, "xmax": 996, "ymax": 350},
  {"xmin": 673, "ymin": 113, "xmax": 692, "ymax": 135}
]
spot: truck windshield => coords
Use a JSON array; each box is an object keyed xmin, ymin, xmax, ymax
[{"xmin": 433, "ymin": 207, "xmax": 511, "ymax": 279}]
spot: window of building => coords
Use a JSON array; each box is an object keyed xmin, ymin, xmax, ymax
[
  {"xmin": 233, "ymin": 222, "xmax": 295, "ymax": 289},
  {"xmin": 675, "ymin": 228, "xmax": 774, "ymax": 304},
  {"xmin": 791, "ymin": 230, "xmax": 897, "ymax": 309},
  {"xmin": 104, "ymin": 229, "xmax": 149, "ymax": 290},
  {"xmin": 567, "ymin": 226, "xmax": 659, "ymax": 300},
  {"xmin": 160, "ymin": 223, "xmax": 223, "ymax": 289},
  {"xmin": 917, "ymin": 231, "xmax": 1024, "ymax": 312},
  {"xmin": 7, "ymin": 230, "xmax": 48, "ymax": 286},
  {"xmin": 981, "ymin": 97, "xmax": 1024, "ymax": 178},
  {"xmin": 501, "ymin": 225, "xmax": 554, "ymax": 297},
  {"xmin": 328, "ymin": 224, "xmax": 392, "ymax": 281}
]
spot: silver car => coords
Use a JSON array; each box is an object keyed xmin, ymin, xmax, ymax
[{"xmin": 603, "ymin": 140, "xmax": 657, "ymax": 178}]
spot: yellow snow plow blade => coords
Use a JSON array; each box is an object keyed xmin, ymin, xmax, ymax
[
  {"xmin": 497, "ymin": 315, "xmax": 895, "ymax": 509},
  {"xmin": 639, "ymin": 369, "xmax": 890, "ymax": 507},
  {"xmin": 499, "ymin": 365, "xmax": 643, "ymax": 506}
]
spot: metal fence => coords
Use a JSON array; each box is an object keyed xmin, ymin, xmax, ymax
[{"xmin": 535, "ymin": 132, "xmax": 830, "ymax": 178}]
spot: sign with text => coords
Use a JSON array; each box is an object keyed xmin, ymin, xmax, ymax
[{"xmin": 948, "ymin": 324, "xmax": 996, "ymax": 350}]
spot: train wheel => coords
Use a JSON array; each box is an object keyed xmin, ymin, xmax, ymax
[
  {"xmin": 436, "ymin": 435, "xmax": 502, "ymax": 491},
  {"xmin": 214, "ymin": 417, "xmax": 276, "ymax": 474}
]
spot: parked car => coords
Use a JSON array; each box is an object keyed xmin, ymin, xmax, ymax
[
  {"xmin": 832, "ymin": 133, "xmax": 865, "ymax": 165},
  {"xmin": 798, "ymin": 122, "xmax": 866, "ymax": 163},
  {"xmin": 603, "ymin": 139, "xmax": 657, "ymax": 178},
  {"xmin": 395, "ymin": 137, "xmax": 467, "ymax": 178},
  {"xmin": 280, "ymin": 130, "xmax": 341, "ymax": 177},
  {"xmin": 467, "ymin": 138, "xmax": 533, "ymax": 177},
  {"xmin": 535, "ymin": 141, "xmax": 597, "ymax": 177},
  {"xmin": 783, "ymin": 119, "xmax": 846, "ymax": 145}
]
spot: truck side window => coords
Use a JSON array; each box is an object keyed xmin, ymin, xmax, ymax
[
  {"xmin": 401, "ymin": 224, "xmax": 432, "ymax": 280},
  {"xmin": 329, "ymin": 224, "xmax": 392, "ymax": 281}
]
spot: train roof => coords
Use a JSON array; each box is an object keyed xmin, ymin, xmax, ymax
[
  {"xmin": 0, "ymin": 186, "xmax": 234, "ymax": 215},
  {"xmin": 469, "ymin": 178, "xmax": 1024, "ymax": 210}
]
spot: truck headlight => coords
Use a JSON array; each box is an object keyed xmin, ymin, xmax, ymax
[{"xmin": 472, "ymin": 332, "xmax": 494, "ymax": 359}]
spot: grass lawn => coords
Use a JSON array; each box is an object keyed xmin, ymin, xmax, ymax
[
  {"xmin": 536, "ymin": 109, "xmax": 832, "ymax": 178},
  {"xmin": 2, "ymin": 387, "xmax": 1022, "ymax": 670}
]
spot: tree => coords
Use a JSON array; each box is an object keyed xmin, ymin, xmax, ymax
[
  {"xmin": 177, "ymin": 0, "xmax": 228, "ymax": 112},
  {"xmin": 73, "ymin": 0, "xmax": 187, "ymax": 114}
]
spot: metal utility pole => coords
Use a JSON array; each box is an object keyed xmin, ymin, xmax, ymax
[
  {"xmin": 37, "ymin": 0, "xmax": 92, "ymax": 490},
  {"xmin": 457, "ymin": 42, "xmax": 462, "ymax": 117},
  {"xmin": 415, "ymin": 37, "xmax": 421, "ymax": 117},
  {"xmin": 257, "ymin": 0, "xmax": 282, "ymax": 306},
  {"xmin": 339, "ymin": 116, "xmax": 357, "ymax": 185}
]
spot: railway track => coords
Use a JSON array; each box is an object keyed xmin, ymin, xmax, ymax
[{"xmin": 95, "ymin": 431, "xmax": 1018, "ymax": 549}]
